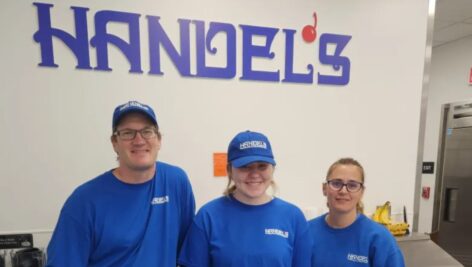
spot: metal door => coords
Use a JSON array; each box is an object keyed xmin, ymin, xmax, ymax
[{"xmin": 433, "ymin": 101, "xmax": 472, "ymax": 267}]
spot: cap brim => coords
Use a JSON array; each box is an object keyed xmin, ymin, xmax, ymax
[
  {"xmin": 231, "ymin": 156, "xmax": 276, "ymax": 168},
  {"xmin": 113, "ymin": 108, "xmax": 157, "ymax": 129}
]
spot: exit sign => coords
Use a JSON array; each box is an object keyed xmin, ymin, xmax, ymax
[{"xmin": 422, "ymin": 162, "xmax": 435, "ymax": 174}]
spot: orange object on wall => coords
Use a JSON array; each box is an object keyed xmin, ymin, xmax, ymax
[{"xmin": 213, "ymin": 153, "xmax": 228, "ymax": 177}]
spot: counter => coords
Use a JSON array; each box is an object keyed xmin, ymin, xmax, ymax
[{"xmin": 397, "ymin": 233, "xmax": 463, "ymax": 267}]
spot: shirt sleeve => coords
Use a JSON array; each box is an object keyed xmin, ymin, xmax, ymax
[
  {"xmin": 46, "ymin": 211, "xmax": 91, "ymax": 267},
  {"xmin": 371, "ymin": 229, "xmax": 406, "ymax": 267},
  {"xmin": 292, "ymin": 213, "xmax": 313, "ymax": 267},
  {"xmin": 178, "ymin": 219, "xmax": 210, "ymax": 267},
  {"xmin": 177, "ymin": 172, "xmax": 196, "ymax": 256},
  {"xmin": 384, "ymin": 247, "xmax": 406, "ymax": 267}
]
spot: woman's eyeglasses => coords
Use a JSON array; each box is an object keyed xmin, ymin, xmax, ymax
[{"xmin": 326, "ymin": 179, "xmax": 363, "ymax": 192}]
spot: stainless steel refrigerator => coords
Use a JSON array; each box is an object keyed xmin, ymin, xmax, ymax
[{"xmin": 433, "ymin": 100, "xmax": 472, "ymax": 267}]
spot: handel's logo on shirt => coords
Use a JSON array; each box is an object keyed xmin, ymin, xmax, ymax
[
  {"xmin": 265, "ymin": 228, "xmax": 289, "ymax": 238},
  {"xmin": 347, "ymin": 253, "xmax": 368, "ymax": 264},
  {"xmin": 151, "ymin": 195, "xmax": 169, "ymax": 205}
]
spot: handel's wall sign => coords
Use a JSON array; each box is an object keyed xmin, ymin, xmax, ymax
[{"xmin": 33, "ymin": 2, "xmax": 352, "ymax": 85}]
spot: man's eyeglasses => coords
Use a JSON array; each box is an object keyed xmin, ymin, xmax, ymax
[
  {"xmin": 114, "ymin": 127, "xmax": 157, "ymax": 141},
  {"xmin": 326, "ymin": 179, "xmax": 363, "ymax": 193}
]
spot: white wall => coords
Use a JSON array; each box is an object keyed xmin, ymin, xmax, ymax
[
  {"xmin": 0, "ymin": 0, "xmax": 429, "ymax": 247},
  {"xmin": 418, "ymin": 36, "xmax": 472, "ymax": 233}
]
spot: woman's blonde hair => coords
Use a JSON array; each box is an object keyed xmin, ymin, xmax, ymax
[{"xmin": 326, "ymin": 157, "xmax": 365, "ymax": 214}]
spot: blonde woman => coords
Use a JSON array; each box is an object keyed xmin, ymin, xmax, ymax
[
  {"xmin": 179, "ymin": 131, "xmax": 312, "ymax": 267},
  {"xmin": 309, "ymin": 158, "xmax": 404, "ymax": 267}
]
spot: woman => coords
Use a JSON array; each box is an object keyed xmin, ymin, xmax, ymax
[
  {"xmin": 309, "ymin": 158, "xmax": 405, "ymax": 267},
  {"xmin": 178, "ymin": 130, "xmax": 312, "ymax": 267}
]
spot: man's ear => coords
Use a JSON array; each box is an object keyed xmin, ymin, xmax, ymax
[
  {"xmin": 156, "ymin": 138, "xmax": 162, "ymax": 150},
  {"xmin": 111, "ymin": 136, "xmax": 118, "ymax": 154}
]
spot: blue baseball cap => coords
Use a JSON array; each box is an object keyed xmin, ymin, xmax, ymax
[
  {"xmin": 227, "ymin": 131, "xmax": 276, "ymax": 168},
  {"xmin": 112, "ymin": 101, "xmax": 158, "ymax": 130}
]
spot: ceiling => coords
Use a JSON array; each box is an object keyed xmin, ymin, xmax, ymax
[{"xmin": 433, "ymin": 0, "xmax": 472, "ymax": 47}]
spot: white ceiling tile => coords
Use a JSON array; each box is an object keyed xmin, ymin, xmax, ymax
[
  {"xmin": 433, "ymin": 0, "xmax": 472, "ymax": 47},
  {"xmin": 434, "ymin": 19, "xmax": 457, "ymax": 30},
  {"xmin": 434, "ymin": 22, "xmax": 472, "ymax": 44},
  {"xmin": 464, "ymin": 17, "xmax": 472, "ymax": 24},
  {"xmin": 432, "ymin": 39, "xmax": 445, "ymax": 47},
  {"xmin": 435, "ymin": 0, "xmax": 472, "ymax": 23}
]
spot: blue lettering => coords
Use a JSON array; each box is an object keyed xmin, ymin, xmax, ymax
[
  {"xmin": 147, "ymin": 16, "xmax": 191, "ymax": 76},
  {"xmin": 33, "ymin": 3, "xmax": 352, "ymax": 86},
  {"xmin": 195, "ymin": 21, "xmax": 236, "ymax": 79},
  {"xmin": 282, "ymin": 29, "xmax": 313, "ymax": 84},
  {"xmin": 33, "ymin": 2, "xmax": 91, "ymax": 69},
  {"xmin": 240, "ymin": 25, "xmax": 279, "ymax": 82},
  {"xmin": 318, "ymin": 33, "xmax": 352, "ymax": 85},
  {"xmin": 90, "ymin": 11, "xmax": 142, "ymax": 73}
]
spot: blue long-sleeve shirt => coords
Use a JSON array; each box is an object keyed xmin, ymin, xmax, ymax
[{"xmin": 46, "ymin": 161, "xmax": 195, "ymax": 267}]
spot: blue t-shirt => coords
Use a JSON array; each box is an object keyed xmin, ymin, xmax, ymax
[
  {"xmin": 309, "ymin": 213, "xmax": 405, "ymax": 267},
  {"xmin": 178, "ymin": 196, "xmax": 312, "ymax": 267},
  {"xmin": 46, "ymin": 161, "xmax": 195, "ymax": 267}
]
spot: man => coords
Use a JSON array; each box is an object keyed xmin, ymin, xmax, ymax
[{"xmin": 46, "ymin": 100, "xmax": 195, "ymax": 266}]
